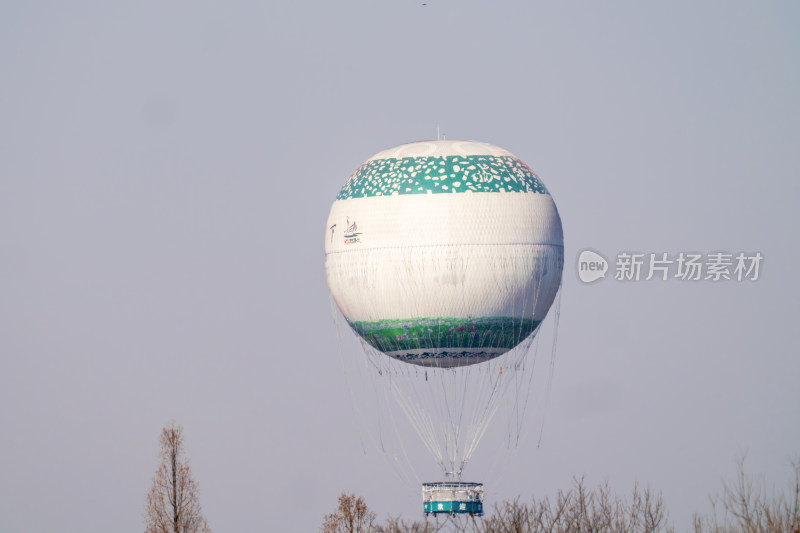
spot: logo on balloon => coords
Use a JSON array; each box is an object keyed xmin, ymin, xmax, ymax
[
  {"xmin": 344, "ymin": 217, "xmax": 362, "ymax": 245},
  {"xmin": 577, "ymin": 250, "xmax": 609, "ymax": 283}
]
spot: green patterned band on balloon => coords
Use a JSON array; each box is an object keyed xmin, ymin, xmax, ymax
[
  {"xmin": 337, "ymin": 155, "xmax": 548, "ymax": 200},
  {"xmin": 349, "ymin": 316, "xmax": 541, "ymax": 353}
]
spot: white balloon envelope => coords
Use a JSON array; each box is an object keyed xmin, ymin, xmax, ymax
[{"xmin": 326, "ymin": 140, "xmax": 563, "ymax": 368}]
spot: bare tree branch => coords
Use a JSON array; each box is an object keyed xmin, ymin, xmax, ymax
[
  {"xmin": 321, "ymin": 493, "xmax": 377, "ymax": 533},
  {"xmin": 143, "ymin": 422, "xmax": 211, "ymax": 533}
]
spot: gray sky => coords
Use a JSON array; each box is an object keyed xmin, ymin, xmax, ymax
[{"xmin": 1, "ymin": 1, "xmax": 798, "ymax": 531}]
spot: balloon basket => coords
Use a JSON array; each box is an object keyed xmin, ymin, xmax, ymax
[{"xmin": 422, "ymin": 482, "xmax": 484, "ymax": 516}]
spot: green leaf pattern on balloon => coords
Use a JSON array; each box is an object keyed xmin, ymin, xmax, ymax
[
  {"xmin": 350, "ymin": 316, "xmax": 541, "ymax": 353},
  {"xmin": 337, "ymin": 155, "xmax": 548, "ymax": 199}
]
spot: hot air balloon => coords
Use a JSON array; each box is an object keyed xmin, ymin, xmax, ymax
[{"xmin": 325, "ymin": 140, "xmax": 563, "ymax": 516}]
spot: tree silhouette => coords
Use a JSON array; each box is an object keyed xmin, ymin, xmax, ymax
[
  {"xmin": 321, "ymin": 492, "xmax": 376, "ymax": 533},
  {"xmin": 693, "ymin": 454, "xmax": 800, "ymax": 533},
  {"xmin": 144, "ymin": 422, "xmax": 211, "ymax": 533}
]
